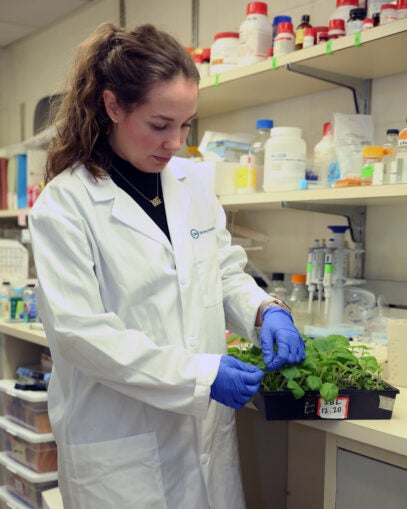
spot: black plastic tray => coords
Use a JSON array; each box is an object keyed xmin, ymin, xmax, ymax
[{"xmin": 252, "ymin": 383, "xmax": 400, "ymax": 420}]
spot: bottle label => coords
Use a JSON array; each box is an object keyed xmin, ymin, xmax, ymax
[{"xmin": 295, "ymin": 28, "xmax": 305, "ymax": 45}]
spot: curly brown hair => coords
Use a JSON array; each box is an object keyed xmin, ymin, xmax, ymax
[{"xmin": 46, "ymin": 22, "xmax": 200, "ymax": 183}]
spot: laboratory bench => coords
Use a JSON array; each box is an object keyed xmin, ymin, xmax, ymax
[{"xmin": 0, "ymin": 320, "xmax": 405, "ymax": 509}]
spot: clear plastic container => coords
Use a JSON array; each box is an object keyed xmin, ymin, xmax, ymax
[
  {"xmin": 360, "ymin": 146, "xmax": 384, "ymax": 185},
  {"xmin": 0, "ymin": 417, "xmax": 57, "ymax": 473},
  {"xmin": 288, "ymin": 274, "xmax": 311, "ymax": 333},
  {"xmin": 0, "ymin": 452, "xmax": 58, "ymax": 509},
  {"xmin": 210, "ymin": 32, "xmax": 239, "ymax": 75},
  {"xmin": 237, "ymin": 2, "xmax": 272, "ymax": 66},
  {"xmin": 0, "ymin": 380, "xmax": 51, "ymax": 434},
  {"xmin": 312, "ymin": 122, "xmax": 337, "ymax": 188},
  {"xmin": 264, "ymin": 127, "xmax": 306, "ymax": 191},
  {"xmin": 250, "ymin": 119, "xmax": 273, "ymax": 191},
  {"xmin": 268, "ymin": 272, "xmax": 289, "ymax": 300}
]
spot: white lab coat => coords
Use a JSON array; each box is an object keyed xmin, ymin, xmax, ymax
[{"xmin": 29, "ymin": 157, "xmax": 268, "ymax": 509}]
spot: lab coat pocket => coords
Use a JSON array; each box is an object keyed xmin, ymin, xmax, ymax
[
  {"xmin": 194, "ymin": 238, "xmax": 222, "ymax": 307},
  {"xmin": 63, "ymin": 433, "xmax": 167, "ymax": 509}
]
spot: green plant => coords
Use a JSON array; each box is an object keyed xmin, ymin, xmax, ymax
[{"xmin": 228, "ymin": 334, "xmax": 387, "ymax": 402}]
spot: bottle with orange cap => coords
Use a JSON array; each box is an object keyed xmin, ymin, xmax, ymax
[{"xmin": 288, "ymin": 273, "xmax": 311, "ymax": 333}]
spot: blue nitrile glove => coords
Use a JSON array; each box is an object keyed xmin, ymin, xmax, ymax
[
  {"xmin": 260, "ymin": 307, "xmax": 306, "ymax": 371},
  {"xmin": 210, "ymin": 355, "xmax": 264, "ymax": 409}
]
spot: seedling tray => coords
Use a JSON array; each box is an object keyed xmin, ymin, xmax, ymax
[{"xmin": 253, "ymin": 383, "xmax": 400, "ymax": 420}]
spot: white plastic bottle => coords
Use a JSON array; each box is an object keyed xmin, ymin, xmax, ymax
[
  {"xmin": 264, "ymin": 127, "xmax": 306, "ymax": 191},
  {"xmin": 313, "ymin": 122, "xmax": 337, "ymax": 188},
  {"xmin": 367, "ymin": 0, "xmax": 388, "ymax": 17},
  {"xmin": 0, "ymin": 281, "xmax": 10, "ymax": 319},
  {"xmin": 329, "ymin": 0, "xmax": 359, "ymax": 23},
  {"xmin": 250, "ymin": 119, "xmax": 274, "ymax": 191},
  {"xmin": 273, "ymin": 22, "xmax": 295, "ymax": 58},
  {"xmin": 210, "ymin": 32, "xmax": 239, "ymax": 75},
  {"xmin": 238, "ymin": 2, "xmax": 272, "ymax": 67},
  {"xmin": 396, "ymin": 126, "xmax": 407, "ymax": 183}
]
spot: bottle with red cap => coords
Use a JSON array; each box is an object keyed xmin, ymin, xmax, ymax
[
  {"xmin": 397, "ymin": 0, "xmax": 407, "ymax": 19},
  {"xmin": 237, "ymin": 2, "xmax": 272, "ymax": 66},
  {"xmin": 313, "ymin": 122, "xmax": 337, "ymax": 188},
  {"xmin": 273, "ymin": 21, "xmax": 295, "ymax": 57},
  {"xmin": 328, "ymin": 18, "xmax": 346, "ymax": 38},
  {"xmin": 380, "ymin": 3, "xmax": 397, "ymax": 23},
  {"xmin": 329, "ymin": 0, "xmax": 359, "ymax": 24}
]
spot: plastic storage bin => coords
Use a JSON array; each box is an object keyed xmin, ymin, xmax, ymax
[
  {"xmin": 0, "ymin": 485, "xmax": 31, "ymax": 508},
  {"xmin": 0, "ymin": 417, "xmax": 57, "ymax": 473},
  {"xmin": 0, "ymin": 452, "xmax": 58, "ymax": 509},
  {"xmin": 0, "ymin": 381, "xmax": 51, "ymax": 434}
]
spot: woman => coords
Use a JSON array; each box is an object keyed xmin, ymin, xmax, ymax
[{"xmin": 29, "ymin": 22, "xmax": 305, "ymax": 509}]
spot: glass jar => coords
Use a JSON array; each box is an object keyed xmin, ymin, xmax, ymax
[{"xmin": 361, "ymin": 146, "xmax": 384, "ymax": 185}]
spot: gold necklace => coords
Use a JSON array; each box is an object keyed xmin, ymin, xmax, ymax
[{"xmin": 111, "ymin": 165, "xmax": 163, "ymax": 207}]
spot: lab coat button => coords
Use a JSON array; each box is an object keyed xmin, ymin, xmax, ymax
[
  {"xmin": 200, "ymin": 453, "xmax": 209, "ymax": 465},
  {"xmin": 186, "ymin": 337, "xmax": 197, "ymax": 348}
]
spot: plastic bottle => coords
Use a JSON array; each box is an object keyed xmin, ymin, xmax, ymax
[
  {"xmin": 264, "ymin": 127, "xmax": 307, "ymax": 191},
  {"xmin": 395, "ymin": 127, "xmax": 407, "ymax": 183},
  {"xmin": 302, "ymin": 27, "xmax": 315, "ymax": 48},
  {"xmin": 273, "ymin": 22, "xmax": 295, "ymax": 58},
  {"xmin": 382, "ymin": 129, "xmax": 399, "ymax": 184},
  {"xmin": 329, "ymin": 0, "xmax": 359, "ymax": 24},
  {"xmin": 367, "ymin": 0, "xmax": 388, "ymax": 17},
  {"xmin": 289, "ymin": 274, "xmax": 311, "ymax": 333},
  {"xmin": 272, "ymin": 15, "xmax": 292, "ymax": 48},
  {"xmin": 268, "ymin": 272, "xmax": 289, "ymax": 300},
  {"xmin": 397, "ymin": 0, "xmax": 407, "ymax": 19},
  {"xmin": 295, "ymin": 14, "xmax": 312, "ymax": 50},
  {"xmin": 360, "ymin": 146, "xmax": 384, "ymax": 185},
  {"xmin": 210, "ymin": 32, "xmax": 239, "ymax": 75},
  {"xmin": 235, "ymin": 154, "xmax": 257, "ymax": 193},
  {"xmin": 22, "ymin": 283, "xmax": 38, "ymax": 323},
  {"xmin": 250, "ymin": 119, "xmax": 274, "ymax": 191},
  {"xmin": 312, "ymin": 122, "xmax": 337, "ymax": 189},
  {"xmin": 380, "ymin": 3, "xmax": 397, "ymax": 23},
  {"xmin": 346, "ymin": 8, "xmax": 367, "ymax": 34},
  {"xmin": 237, "ymin": 2, "xmax": 272, "ymax": 67},
  {"xmin": 328, "ymin": 18, "xmax": 346, "ymax": 39},
  {"xmin": 363, "ymin": 17, "xmax": 375, "ymax": 28},
  {"xmin": 0, "ymin": 281, "xmax": 10, "ymax": 319}
]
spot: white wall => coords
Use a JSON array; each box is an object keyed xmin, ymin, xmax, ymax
[{"xmin": 0, "ymin": 0, "xmax": 406, "ymax": 300}]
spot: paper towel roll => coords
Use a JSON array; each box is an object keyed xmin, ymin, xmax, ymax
[{"xmin": 387, "ymin": 318, "xmax": 407, "ymax": 387}]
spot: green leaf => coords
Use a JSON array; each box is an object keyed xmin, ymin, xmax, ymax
[
  {"xmin": 280, "ymin": 365, "xmax": 301, "ymax": 380},
  {"xmin": 306, "ymin": 375, "xmax": 322, "ymax": 391},
  {"xmin": 320, "ymin": 382, "xmax": 339, "ymax": 402},
  {"xmin": 287, "ymin": 380, "xmax": 305, "ymax": 399}
]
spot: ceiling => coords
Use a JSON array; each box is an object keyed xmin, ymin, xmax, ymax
[{"xmin": 0, "ymin": 0, "xmax": 92, "ymax": 48}]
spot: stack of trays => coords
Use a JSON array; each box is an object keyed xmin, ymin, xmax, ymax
[{"xmin": 0, "ymin": 381, "xmax": 57, "ymax": 509}]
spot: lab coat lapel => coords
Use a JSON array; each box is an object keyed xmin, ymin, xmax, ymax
[
  {"xmin": 76, "ymin": 166, "xmax": 171, "ymax": 248},
  {"xmin": 161, "ymin": 159, "xmax": 192, "ymax": 262}
]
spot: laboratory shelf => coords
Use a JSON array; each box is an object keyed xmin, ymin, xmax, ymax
[
  {"xmin": 219, "ymin": 183, "xmax": 407, "ymax": 211},
  {"xmin": 197, "ymin": 18, "xmax": 407, "ymax": 118},
  {"xmin": 0, "ymin": 320, "xmax": 46, "ymax": 347}
]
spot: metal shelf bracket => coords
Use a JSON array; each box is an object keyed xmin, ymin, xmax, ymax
[
  {"xmin": 282, "ymin": 201, "xmax": 366, "ymax": 246},
  {"xmin": 286, "ymin": 62, "xmax": 372, "ymax": 114}
]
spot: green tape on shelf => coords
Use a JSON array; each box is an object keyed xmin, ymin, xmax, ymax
[
  {"xmin": 326, "ymin": 40, "xmax": 333, "ymax": 55},
  {"xmin": 214, "ymin": 74, "xmax": 220, "ymax": 87},
  {"xmin": 354, "ymin": 32, "xmax": 362, "ymax": 47},
  {"xmin": 271, "ymin": 56, "xmax": 277, "ymax": 70}
]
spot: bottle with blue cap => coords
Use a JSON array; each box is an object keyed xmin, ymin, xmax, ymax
[
  {"xmin": 272, "ymin": 15, "xmax": 292, "ymax": 48},
  {"xmin": 250, "ymin": 119, "xmax": 273, "ymax": 191}
]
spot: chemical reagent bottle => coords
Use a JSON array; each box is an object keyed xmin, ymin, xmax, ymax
[{"xmin": 250, "ymin": 119, "xmax": 273, "ymax": 191}]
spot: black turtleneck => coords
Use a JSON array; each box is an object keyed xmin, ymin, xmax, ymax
[{"xmin": 109, "ymin": 151, "xmax": 171, "ymax": 242}]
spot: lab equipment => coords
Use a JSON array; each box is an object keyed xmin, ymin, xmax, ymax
[
  {"xmin": 305, "ymin": 225, "xmax": 366, "ymax": 338},
  {"xmin": 210, "ymin": 356, "xmax": 263, "ymax": 409},
  {"xmin": 260, "ymin": 307, "xmax": 305, "ymax": 371}
]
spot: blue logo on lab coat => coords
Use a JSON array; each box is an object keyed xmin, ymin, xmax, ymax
[{"xmin": 190, "ymin": 226, "xmax": 215, "ymax": 239}]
